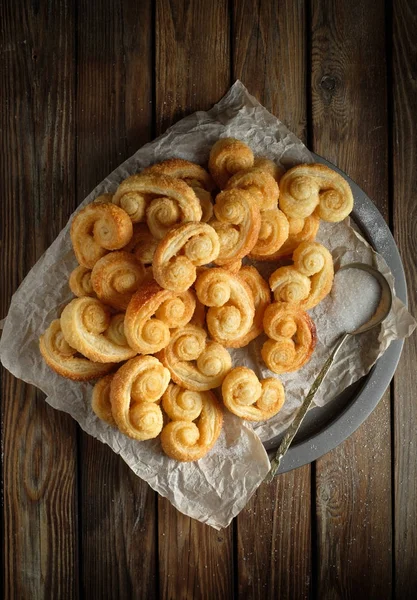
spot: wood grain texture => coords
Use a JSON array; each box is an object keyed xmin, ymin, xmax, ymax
[
  {"xmin": 76, "ymin": 1, "xmax": 157, "ymax": 598},
  {"xmin": 0, "ymin": 0, "xmax": 78, "ymax": 598},
  {"xmin": 232, "ymin": 0, "xmax": 307, "ymax": 138},
  {"xmin": 232, "ymin": 1, "xmax": 311, "ymax": 598},
  {"xmin": 155, "ymin": 0, "xmax": 231, "ymax": 135},
  {"xmin": 155, "ymin": 2, "xmax": 234, "ymax": 598},
  {"xmin": 236, "ymin": 470, "xmax": 311, "ymax": 599},
  {"xmin": 311, "ymin": 1, "xmax": 393, "ymax": 598},
  {"xmin": 158, "ymin": 501, "xmax": 234, "ymax": 600},
  {"xmin": 392, "ymin": 0, "xmax": 417, "ymax": 597}
]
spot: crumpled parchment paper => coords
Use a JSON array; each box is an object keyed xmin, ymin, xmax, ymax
[{"xmin": 1, "ymin": 81, "xmax": 415, "ymax": 529}]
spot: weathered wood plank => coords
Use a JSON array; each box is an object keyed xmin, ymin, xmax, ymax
[
  {"xmin": 392, "ymin": 0, "xmax": 417, "ymax": 597},
  {"xmin": 310, "ymin": 1, "xmax": 392, "ymax": 597},
  {"xmin": 155, "ymin": 1, "xmax": 234, "ymax": 598},
  {"xmin": 0, "ymin": 0, "xmax": 78, "ymax": 598},
  {"xmin": 233, "ymin": 0, "xmax": 307, "ymax": 138},
  {"xmin": 76, "ymin": 1, "xmax": 157, "ymax": 598},
  {"xmin": 236, "ymin": 469, "xmax": 311, "ymax": 599},
  {"xmin": 158, "ymin": 501, "xmax": 234, "ymax": 600},
  {"xmin": 155, "ymin": 0, "xmax": 231, "ymax": 132},
  {"xmin": 232, "ymin": 1, "xmax": 312, "ymax": 598}
]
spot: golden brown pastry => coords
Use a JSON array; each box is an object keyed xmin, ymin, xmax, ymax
[
  {"xmin": 60, "ymin": 297, "xmax": 137, "ymax": 363},
  {"xmin": 143, "ymin": 158, "xmax": 214, "ymax": 192},
  {"xmin": 158, "ymin": 324, "xmax": 232, "ymax": 391},
  {"xmin": 262, "ymin": 214, "xmax": 320, "ymax": 261},
  {"xmin": 90, "ymin": 251, "xmax": 146, "ymax": 311},
  {"xmin": 262, "ymin": 302, "xmax": 316, "ymax": 373},
  {"xmin": 92, "ymin": 374, "xmax": 116, "ymax": 425},
  {"xmin": 226, "ymin": 167, "xmax": 279, "ymax": 211},
  {"xmin": 193, "ymin": 187, "xmax": 214, "ymax": 222},
  {"xmin": 269, "ymin": 241, "xmax": 334, "ymax": 310},
  {"xmin": 155, "ymin": 289, "xmax": 197, "ymax": 329},
  {"xmin": 221, "ymin": 367, "xmax": 285, "ymax": 422},
  {"xmin": 210, "ymin": 189, "xmax": 261, "ymax": 265},
  {"xmin": 189, "ymin": 297, "xmax": 206, "ymax": 328},
  {"xmin": 153, "ymin": 222, "xmax": 220, "ymax": 293},
  {"xmin": 161, "ymin": 384, "xmax": 223, "ymax": 461},
  {"xmin": 208, "ymin": 138, "xmax": 254, "ymax": 189},
  {"xmin": 110, "ymin": 356, "xmax": 170, "ymax": 441},
  {"xmin": 288, "ymin": 217, "xmax": 306, "ymax": 235},
  {"xmin": 269, "ymin": 266, "xmax": 311, "ymax": 305},
  {"xmin": 253, "ymin": 157, "xmax": 285, "ymax": 182},
  {"xmin": 112, "ymin": 173, "xmax": 202, "ymax": 238},
  {"xmin": 123, "ymin": 223, "xmax": 158, "ymax": 265},
  {"xmin": 222, "ymin": 259, "xmax": 242, "ymax": 274},
  {"xmin": 249, "ymin": 208, "xmax": 290, "ymax": 260},
  {"xmin": 234, "ymin": 266, "xmax": 271, "ymax": 346},
  {"xmin": 39, "ymin": 319, "xmax": 115, "ymax": 381},
  {"xmin": 279, "ymin": 163, "xmax": 354, "ymax": 222},
  {"xmin": 124, "ymin": 280, "xmax": 194, "ymax": 354},
  {"xmin": 194, "ymin": 268, "xmax": 255, "ymax": 348},
  {"xmin": 70, "ymin": 203, "xmax": 133, "ymax": 269},
  {"xmin": 143, "ymin": 158, "xmax": 215, "ymax": 222},
  {"xmin": 292, "ymin": 241, "xmax": 334, "ymax": 306},
  {"xmin": 69, "ymin": 265, "xmax": 95, "ymax": 297}
]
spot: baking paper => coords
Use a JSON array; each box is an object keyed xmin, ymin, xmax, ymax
[{"xmin": 1, "ymin": 81, "xmax": 415, "ymax": 529}]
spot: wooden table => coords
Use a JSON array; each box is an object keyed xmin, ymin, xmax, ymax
[{"xmin": 1, "ymin": 1, "xmax": 416, "ymax": 598}]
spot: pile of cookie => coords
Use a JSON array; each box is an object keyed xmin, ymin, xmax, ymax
[{"xmin": 39, "ymin": 138, "xmax": 353, "ymax": 461}]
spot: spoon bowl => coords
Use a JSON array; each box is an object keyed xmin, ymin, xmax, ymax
[{"xmin": 337, "ymin": 262, "xmax": 393, "ymax": 335}]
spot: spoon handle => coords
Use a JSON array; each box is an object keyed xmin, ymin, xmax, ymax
[{"xmin": 267, "ymin": 332, "xmax": 350, "ymax": 481}]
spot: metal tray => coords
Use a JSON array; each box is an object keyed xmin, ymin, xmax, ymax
[{"xmin": 264, "ymin": 154, "xmax": 407, "ymax": 473}]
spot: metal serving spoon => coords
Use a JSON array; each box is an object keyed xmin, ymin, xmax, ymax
[{"xmin": 267, "ymin": 262, "xmax": 393, "ymax": 481}]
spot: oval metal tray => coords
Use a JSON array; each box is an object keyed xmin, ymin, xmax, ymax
[{"xmin": 264, "ymin": 154, "xmax": 407, "ymax": 473}]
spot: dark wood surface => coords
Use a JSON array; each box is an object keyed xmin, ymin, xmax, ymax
[
  {"xmin": 311, "ymin": 2, "xmax": 393, "ymax": 598},
  {"xmin": 1, "ymin": 1, "xmax": 416, "ymax": 598}
]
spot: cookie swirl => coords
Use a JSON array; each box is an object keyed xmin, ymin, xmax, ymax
[
  {"xmin": 153, "ymin": 222, "xmax": 220, "ymax": 293},
  {"xmin": 226, "ymin": 167, "xmax": 279, "ymax": 210},
  {"xmin": 211, "ymin": 188, "xmax": 261, "ymax": 265},
  {"xmin": 208, "ymin": 138, "xmax": 254, "ymax": 189},
  {"xmin": 70, "ymin": 203, "xmax": 133, "ymax": 269},
  {"xmin": 39, "ymin": 319, "xmax": 115, "ymax": 380},
  {"xmin": 60, "ymin": 297, "xmax": 136, "ymax": 363},
  {"xmin": 269, "ymin": 214, "xmax": 320, "ymax": 260},
  {"xmin": 269, "ymin": 241, "xmax": 334, "ymax": 310},
  {"xmin": 155, "ymin": 289, "xmax": 197, "ymax": 329},
  {"xmin": 221, "ymin": 367, "xmax": 285, "ymax": 422},
  {"xmin": 124, "ymin": 280, "xmax": 197, "ymax": 354},
  {"xmin": 158, "ymin": 324, "xmax": 232, "ymax": 391},
  {"xmin": 261, "ymin": 302, "xmax": 317, "ymax": 373},
  {"xmin": 110, "ymin": 356, "xmax": 170, "ymax": 441},
  {"xmin": 143, "ymin": 158, "xmax": 214, "ymax": 222},
  {"xmin": 279, "ymin": 163, "xmax": 353, "ymax": 222},
  {"xmin": 269, "ymin": 266, "xmax": 312, "ymax": 305},
  {"xmin": 161, "ymin": 384, "xmax": 223, "ymax": 462},
  {"xmin": 123, "ymin": 223, "xmax": 159, "ymax": 265},
  {"xmin": 112, "ymin": 173, "xmax": 202, "ymax": 237},
  {"xmin": 69, "ymin": 265, "xmax": 95, "ymax": 297},
  {"xmin": 249, "ymin": 208, "xmax": 290, "ymax": 260},
  {"xmin": 90, "ymin": 251, "xmax": 146, "ymax": 310},
  {"xmin": 195, "ymin": 268, "xmax": 255, "ymax": 348}
]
